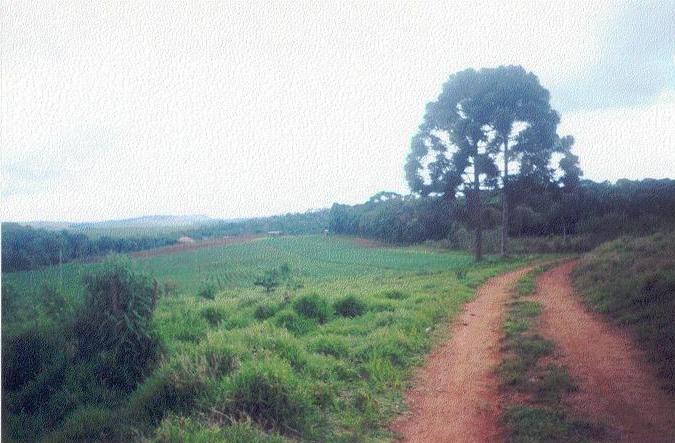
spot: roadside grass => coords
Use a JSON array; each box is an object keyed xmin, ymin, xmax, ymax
[
  {"xmin": 572, "ymin": 231, "xmax": 675, "ymax": 392},
  {"xmin": 499, "ymin": 265, "xmax": 602, "ymax": 443},
  {"xmin": 2, "ymin": 235, "xmax": 530, "ymax": 441}
]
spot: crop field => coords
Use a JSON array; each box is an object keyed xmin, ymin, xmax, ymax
[{"xmin": 2, "ymin": 235, "xmax": 528, "ymax": 441}]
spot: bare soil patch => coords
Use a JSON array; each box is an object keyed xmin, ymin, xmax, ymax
[
  {"xmin": 130, "ymin": 234, "xmax": 264, "ymax": 258},
  {"xmin": 391, "ymin": 267, "xmax": 532, "ymax": 442},
  {"xmin": 537, "ymin": 261, "xmax": 675, "ymax": 442}
]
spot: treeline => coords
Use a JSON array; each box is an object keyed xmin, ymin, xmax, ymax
[
  {"xmin": 2, "ymin": 210, "xmax": 331, "ymax": 273},
  {"xmin": 1, "ymin": 224, "xmax": 176, "ymax": 273},
  {"xmin": 329, "ymin": 179, "xmax": 675, "ymax": 248},
  {"xmin": 188, "ymin": 210, "xmax": 330, "ymax": 239}
]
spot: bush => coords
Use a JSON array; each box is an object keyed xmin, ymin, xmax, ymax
[
  {"xmin": 254, "ymin": 303, "xmax": 279, "ymax": 320},
  {"xmin": 201, "ymin": 306, "xmax": 226, "ymax": 326},
  {"xmin": 163, "ymin": 279, "xmax": 180, "ymax": 297},
  {"xmin": 48, "ymin": 406, "xmax": 121, "ymax": 443},
  {"xmin": 38, "ymin": 284, "xmax": 73, "ymax": 326},
  {"xmin": 274, "ymin": 311, "xmax": 317, "ymax": 336},
  {"xmin": 308, "ymin": 335, "xmax": 351, "ymax": 358},
  {"xmin": 2, "ymin": 329, "xmax": 60, "ymax": 391},
  {"xmin": 254, "ymin": 269, "xmax": 281, "ymax": 293},
  {"xmin": 334, "ymin": 295, "xmax": 367, "ymax": 318},
  {"xmin": 197, "ymin": 282, "xmax": 217, "ymax": 300},
  {"xmin": 73, "ymin": 256, "xmax": 160, "ymax": 390},
  {"xmin": 293, "ymin": 294, "xmax": 332, "ymax": 324},
  {"xmin": 129, "ymin": 336, "xmax": 238, "ymax": 425},
  {"xmin": 222, "ymin": 358, "xmax": 313, "ymax": 435},
  {"xmin": 154, "ymin": 415, "xmax": 286, "ymax": 443}
]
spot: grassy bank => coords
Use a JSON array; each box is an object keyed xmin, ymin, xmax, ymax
[
  {"xmin": 2, "ymin": 235, "xmax": 529, "ymax": 441},
  {"xmin": 572, "ymin": 231, "xmax": 675, "ymax": 392}
]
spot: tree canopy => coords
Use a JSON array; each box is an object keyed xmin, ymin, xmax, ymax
[{"xmin": 405, "ymin": 66, "xmax": 580, "ymax": 260}]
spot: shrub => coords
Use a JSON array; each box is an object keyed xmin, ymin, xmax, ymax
[
  {"xmin": 154, "ymin": 415, "xmax": 286, "ymax": 443},
  {"xmin": 129, "ymin": 336, "xmax": 237, "ymax": 425},
  {"xmin": 201, "ymin": 306, "xmax": 226, "ymax": 326},
  {"xmin": 254, "ymin": 303, "xmax": 279, "ymax": 320},
  {"xmin": 48, "ymin": 406, "xmax": 121, "ymax": 443},
  {"xmin": 308, "ymin": 335, "xmax": 351, "ymax": 358},
  {"xmin": 163, "ymin": 279, "xmax": 179, "ymax": 297},
  {"xmin": 293, "ymin": 294, "xmax": 332, "ymax": 324},
  {"xmin": 382, "ymin": 289, "xmax": 408, "ymax": 300},
  {"xmin": 38, "ymin": 284, "xmax": 73, "ymax": 326},
  {"xmin": 197, "ymin": 281, "xmax": 217, "ymax": 300},
  {"xmin": 73, "ymin": 256, "xmax": 160, "ymax": 390},
  {"xmin": 274, "ymin": 311, "xmax": 317, "ymax": 336},
  {"xmin": 334, "ymin": 295, "xmax": 367, "ymax": 318},
  {"xmin": 128, "ymin": 371, "xmax": 198, "ymax": 425},
  {"xmin": 223, "ymin": 358, "xmax": 313, "ymax": 435},
  {"xmin": 2, "ymin": 328, "xmax": 61, "ymax": 392},
  {"xmin": 254, "ymin": 269, "xmax": 281, "ymax": 293}
]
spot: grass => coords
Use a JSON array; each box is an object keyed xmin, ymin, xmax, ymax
[
  {"xmin": 573, "ymin": 231, "xmax": 675, "ymax": 392},
  {"xmin": 499, "ymin": 265, "xmax": 601, "ymax": 442},
  {"xmin": 2, "ymin": 235, "xmax": 529, "ymax": 441}
]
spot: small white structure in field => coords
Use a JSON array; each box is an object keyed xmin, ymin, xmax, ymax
[
  {"xmin": 177, "ymin": 236, "xmax": 196, "ymax": 244},
  {"xmin": 267, "ymin": 231, "xmax": 282, "ymax": 236}
]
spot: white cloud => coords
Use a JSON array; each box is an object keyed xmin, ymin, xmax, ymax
[
  {"xmin": 560, "ymin": 91, "xmax": 675, "ymax": 182},
  {"xmin": 4, "ymin": 0, "xmax": 671, "ymax": 222}
]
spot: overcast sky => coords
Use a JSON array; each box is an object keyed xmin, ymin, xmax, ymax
[{"xmin": 3, "ymin": 1, "xmax": 674, "ymax": 222}]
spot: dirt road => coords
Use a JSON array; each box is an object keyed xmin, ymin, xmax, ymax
[
  {"xmin": 390, "ymin": 267, "xmax": 532, "ymax": 442},
  {"xmin": 392, "ymin": 261, "xmax": 675, "ymax": 442},
  {"xmin": 538, "ymin": 261, "xmax": 675, "ymax": 442}
]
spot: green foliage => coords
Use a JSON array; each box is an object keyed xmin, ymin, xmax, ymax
[
  {"xmin": 503, "ymin": 406, "xmax": 602, "ymax": 443},
  {"xmin": 153, "ymin": 415, "xmax": 287, "ymax": 443},
  {"xmin": 3, "ymin": 235, "xmax": 529, "ymax": 441},
  {"xmin": 221, "ymin": 358, "xmax": 314, "ymax": 435},
  {"xmin": 334, "ymin": 295, "xmax": 367, "ymax": 318},
  {"xmin": 293, "ymin": 294, "xmax": 332, "ymax": 324},
  {"xmin": 197, "ymin": 281, "xmax": 217, "ymax": 300},
  {"xmin": 200, "ymin": 306, "xmax": 226, "ymax": 326},
  {"xmin": 2, "ymin": 328, "xmax": 61, "ymax": 392},
  {"xmin": 573, "ymin": 232, "xmax": 675, "ymax": 391},
  {"xmin": 273, "ymin": 311, "xmax": 317, "ymax": 336},
  {"xmin": 74, "ymin": 255, "xmax": 160, "ymax": 390},
  {"xmin": 254, "ymin": 269, "xmax": 281, "ymax": 293},
  {"xmin": 48, "ymin": 406, "xmax": 123, "ymax": 443},
  {"xmin": 1, "ymin": 222, "xmax": 176, "ymax": 272},
  {"xmin": 38, "ymin": 283, "xmax": 73, "ymax": 326},
  {"xmin": 254, "ymin": 302, "xmax": 280, "ymax": 320},
  {"xmin": 500, "ymin": 267, "xmax": 597, "ymax": 443}
]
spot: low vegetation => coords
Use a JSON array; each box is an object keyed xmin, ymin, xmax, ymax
[
  {"xmin": 2, "ymin": 236, "xmax": 528, "ymax": 441},
  {"xmin": 500, "ymin": 266, "xmax": 602, "ymax": 442},
  {"xmin": 573, "ymin": 231, "xmax": 675, "ymax": 391}
]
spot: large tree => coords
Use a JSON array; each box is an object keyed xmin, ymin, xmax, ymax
[
  {"xmin": 406, "ymin": 69, "xmax": 499, "ymax": 261},
  {"xmin": 474, "ymin": 66, "xmax": 561, "ymax": 256},
  {"xmin": 406, "ymin": 66, "xmax": 573, "ymax": 260}
]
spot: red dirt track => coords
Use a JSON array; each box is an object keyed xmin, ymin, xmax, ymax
[
  {"xmin": 391, "ymin": 267, "xmax": 532, "ymax": 442},
  {"xmin": 537, "ymin": 261, "xmax": 675, "ymax": 442},
  {"xmin": 392, "ymin": 262, "xmax": 675, "ymax": 442}
]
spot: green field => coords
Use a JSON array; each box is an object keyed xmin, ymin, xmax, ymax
[{"xmin": 2, "ymin": 235, "xmax": 529, "ymax": 442}]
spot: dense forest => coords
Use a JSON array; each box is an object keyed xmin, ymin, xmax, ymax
[
  {"xmin": 329, "ymin": 179, "xmax": 675, "ymax": 250},
  {"xmin": 0, "ymin": 224, "xmax": 176, "ymax": 273}
]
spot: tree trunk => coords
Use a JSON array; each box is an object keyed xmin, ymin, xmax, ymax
[
  {"xmin": 501, "ymin": 137, "xmax": 509, "ymax": 257},
  {"xmin": 473, "ymin": 162, "xmax": 483, "ymax": 262}
]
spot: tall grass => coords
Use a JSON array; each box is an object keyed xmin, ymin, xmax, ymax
[
  {"xmin": 573, "ymin": 231, "xmax": 675, "ymax": 391},
  {"xmin": 3, "ymin": 235, "xmax": 528, "ymax": 441}
]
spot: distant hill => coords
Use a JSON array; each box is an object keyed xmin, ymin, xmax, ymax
[{"xmin": 71, "ymin": 215, "xmax": 214, "ymax": 229}]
